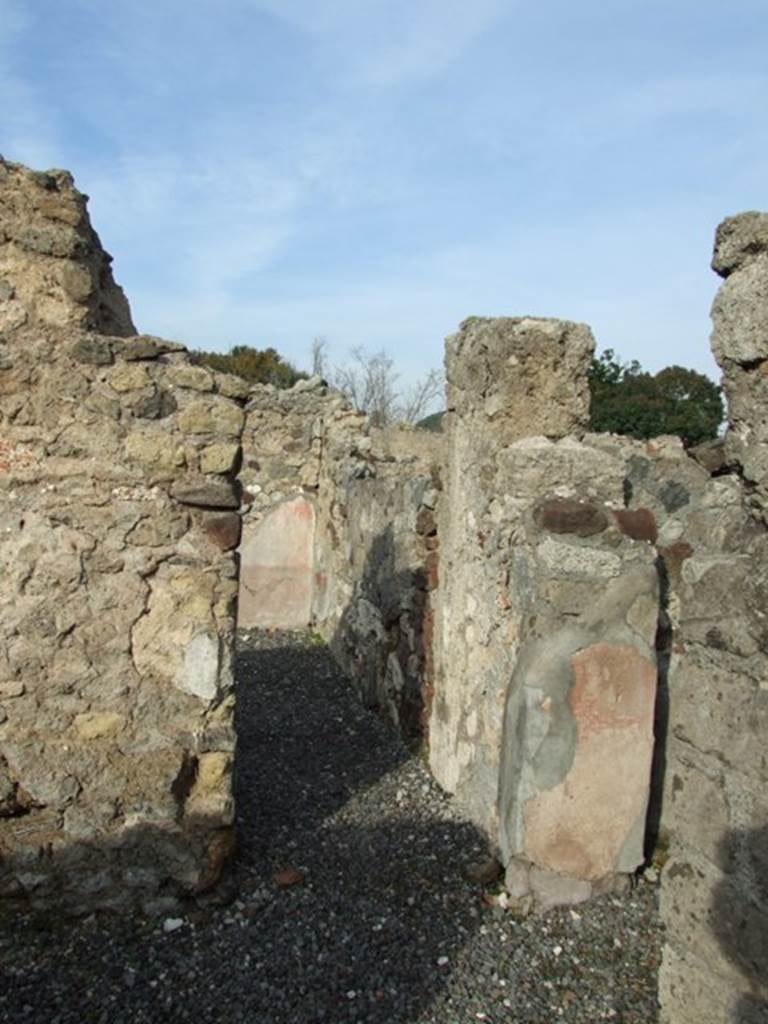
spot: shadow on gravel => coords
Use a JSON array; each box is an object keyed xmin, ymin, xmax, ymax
[
  {"xmin": 234, "ymin": 635, "xmax": 411, "ymax": 855},
  {"xmin": 0, "ymin": 636, "xmax": 489, "ymax": 1024},
  {"xmin": 230, "ymin": 634, "xmax": 490, "ymax": 1024}
]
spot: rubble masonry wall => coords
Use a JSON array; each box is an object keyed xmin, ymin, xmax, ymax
[{"xmin": 0, "ymin": 160, "xmax": 247, "ymax": 914}]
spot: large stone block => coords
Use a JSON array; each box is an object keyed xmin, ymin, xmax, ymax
[
  {"xmin": 445, "ymin": 316, "xmax": 594, "ymax": 443},
  {"xmin": 711, "ymin": 256, "xmax": 768, "ymax": 366}
]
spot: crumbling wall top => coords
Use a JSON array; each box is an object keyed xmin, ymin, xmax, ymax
[
  {"xmin": 445, "ymin": 316, "xmax": 593, "ymax": 445},
  {"xmin": 712, "ymin": 211, "xmax": 768, "ymax": 279},
  {"xmin": 0, "ymin": 157, "xmax": 135, "ymax": 338}
]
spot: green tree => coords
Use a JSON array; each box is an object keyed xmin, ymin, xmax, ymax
[
  {"xmin": 190, "ymin": 345, "xmax": 306, "ymax": 388},
  {"xmin": 588, "ymin": 349, "xmax": 724, "ymax": 447}
]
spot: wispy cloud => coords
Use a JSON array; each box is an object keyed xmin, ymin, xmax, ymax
[
  {"xmin": 82, "ymin": 151, "xmax": 311, "ymax": 318},
  {"xmin": 246, "ymin": 0, "xmax": 509, "ymax": 85},
  {"xmin": 1, "ymin": 0, "xmax": 763, "ymax": 385},
  {"xmin": 0, "ymin": 0, "xmax": 60, "ymax": 166}
]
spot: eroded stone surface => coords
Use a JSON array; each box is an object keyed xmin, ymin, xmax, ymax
[
  {"xmin": 656, "ymin": 211, "xmax": 768, "ymax": 1022},
  {"xmin": 0, "ymin": 158, "xmax": 242, "ymax": 913},
  {"xmin": 522, "ymin": 643, "xmax": 656, "ymax": 880}
]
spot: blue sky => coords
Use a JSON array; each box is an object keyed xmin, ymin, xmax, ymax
[{"xmin": 2, "ymin": 0, "xmax": 766, "ymax": 387}]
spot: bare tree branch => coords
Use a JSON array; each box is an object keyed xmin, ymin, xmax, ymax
[
  {"xmin": 310, "ymin": 341, "xmax": 444, "ymax": 427},
  {"xmin": 396, "ymin": 368, "xmax": 444, "ymax": 425},
  {"xmin": 311, "ymin": 336, "xmax": 328, "ymax": 378}
]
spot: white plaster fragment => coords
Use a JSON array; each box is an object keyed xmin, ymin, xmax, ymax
[{"xmin": 177, "ymin": 633, "xmax": 221, "ymax": 702}]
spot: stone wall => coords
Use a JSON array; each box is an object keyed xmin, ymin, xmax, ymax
[
  {"xmin": 0, "ymin": 159, "xmax": 246, "ymax": 914},
  {"xmin": 657, "ymin": 214, "xmax": 768, "ymax": 1022},
  {"xmin": 236, "ymin": 378, "xmax": 441, "ymax": 746},
  {"xmin": 314, "ymin": 427, "xmax": 442, "ymax": 746},
  {"xmin": 429, "ymin": 318, "xmax": 662, "ymax": 907},
  {"xmin": 237, "ymin": 378, "xmax": 365, "ymax": 629}
]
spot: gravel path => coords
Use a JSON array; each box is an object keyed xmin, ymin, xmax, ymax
[{"xmin": 0, "ymin": 630, "xmax": 661, "ymax": 1023}]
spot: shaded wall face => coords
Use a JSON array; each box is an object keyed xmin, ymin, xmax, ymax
[
  {"xmin": 657, "ymin": 214, "xmax": 768, "ymax": 1022},
  {"xmin": 318, "ymin": 464, "xmax": 441, "ymax": 747},
  {"xmin": 236, "ymin": 370, "xmax": 443, "ymax": 746},
  {"xmin": 0, "ymin": 161, "xmax": 246, "ymax": 914}
]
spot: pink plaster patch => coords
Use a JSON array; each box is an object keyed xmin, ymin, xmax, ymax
[
  {"xmin": 523, "ymin": 643, "xmax": 656, "ymax": 880},
  {"xmin": 238, "ymin": 497, "xmax": 315, "ymax": 629}
]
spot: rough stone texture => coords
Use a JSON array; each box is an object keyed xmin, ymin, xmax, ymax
[
  {"xmin": 316, "ymin": 430, "xmax": 442, "ymax": 746},
  {"xmin": 4, "ymin": 159, "xmax": 767, "ymax": 1024},
  {"xmin": 430, "ymin": 317, "xmax": 599, "ymax": 844},
  {"xmin": 0, "ymin": 159, "xmax": 134, "ymax": 337},
  {"xmin": 711, "ymin": 210, "xmax": 768, "ymax": 278},
  {"xmin": 443, "ymin": 316, "xmax": 594, "ymax": 444},
  {"xmin": 711, "ymin": 212, "xmax": 768, "ymax": 517},
  {"xmin": 236, "ymin": 378, "xmax": 440, "ymax": 743},
  {"xmin": 0, "ymin": 160, "xmax": 243, "ymax": 913},
  {"xmin": 656, "ymin": 214, "xmax": 768, "ymax": 1022}
]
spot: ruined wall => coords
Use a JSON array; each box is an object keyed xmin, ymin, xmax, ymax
[
  {"xmin": 657, "ymin": 214, "xmax": 768, "ymax": 1023},
  {"xmin": 429, "ymin": 317, "xmax": 662, "ymax": 907},
  {"xmin": 314, "ymin": 427, "xmax": 442, "ymax": 746},
  {"xmin": 0, "ymin": 160, "xmax": 246, "ymax": 914},
  {"xmin": 236, "ymin": 377, "xmax": 441, "ymax": 744},
  {"xmin": 237, "ymin": 378, "xmax": 364, "ymax": 629},
  {"xmin": 4, "ymin": 155, "xmax": 766, "ymax": 1023}
]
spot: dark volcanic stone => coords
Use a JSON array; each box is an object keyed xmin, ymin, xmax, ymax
[
  {"xmin": 202, "ymin": 512, "xmax": 242, "ymax": 550},
  {"xmin": 114, "ymin": 335, "xmax": 187, "ymax": 360},
  {"xmin": 171, "ymin": 479, "xmax": 240, "ymax": 509},
  {"xmin": 659, "ymin": 480, "xmax": 690, "ymax": 513},
  {"xmin": 133, "ymin": 388, "xmax": 177, "ymax": 420},
  {"xmin": 534, "ymin": 497, "xmax": 609, "ymax": 537},
  {"xmin": 688, "ymin": 438, "xmax": 728, "ymax": 476},
  {"xmin": 70, "ymin": 335, "xmax": 113, "ymax": 365}
]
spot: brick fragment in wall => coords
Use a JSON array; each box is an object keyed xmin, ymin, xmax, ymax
[
  {"xmin": 534, "ymin": 497, "xmax": 609, "ymax": 537},
  {"xmin": 613, "ymin": 507, "xmax": 658, "ymax": 543}
]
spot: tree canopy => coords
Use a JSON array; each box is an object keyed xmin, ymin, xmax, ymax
[
  {"xmin": 190, "ymin": 345, "xmax": 306, "ymax": 389},
  {"xmin": 588, "ymin": 350, "xmax": 724, "ymax": 447}
]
